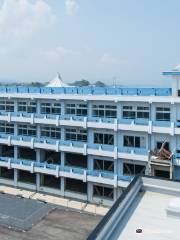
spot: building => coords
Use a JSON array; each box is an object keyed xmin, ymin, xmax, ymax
[
  {"xmin": 88, "ymin": 175, "xmax": 180, "ymax": 240},
  {"xmin": 0, "ymin": 68, "xmax": 179, "ymax": 206}
]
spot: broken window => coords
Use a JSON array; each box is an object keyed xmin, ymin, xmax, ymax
[
  {"xmin": 0, "ymin": 167, "xmax": 14, "ymax": 179},
  {"xmin": 94, "ymin": 133, "xmax": 114, "ymax": 145},
  {"xmin": 1, "ymin": 145, "xmax": 14, "ymax": 157},
  {"xmin": 65, "ymin": 178, "xmax": 87, "ymax": 194},
  {"xmin": 41, "ymin": 126, "xmax": 61, "ymax": 139},
  {"xmin": 65, "ymin": 128, "xmax": 87, "ymax": 142},
  {"xmin": 18, "ymin": 170, "xmax": 36, "ymax": 184},
  {"xmin": 65, "ymin": 153, "xmax": 87, "ymax": 168},
  {"xmin": 18, "ymin": 147, "xmax": 36, "ymax": 160},
  {"xmin": 92, "ymin": 104, "xmax": 117, "ymax": 118},
  {"xmin": 44, "ymin": 151, "xmax": 61, "ymax": 164},
  {"xmin": 0, "ymin": 122, "xmax": 14, "ymax": 134},
  {"xmin": 123, "ymin": 163, "xmax": 146, "ymax": 176},
  {"xmin": 93, "ymin": 185, "xmax": 114, "ymax": 200},
  {"xmin": 41, "ymin": 174, "xmax": 60, "ymax": 189},
  {"xmin": 123, "ymin": 135, "xmax": 146, "ymax": 148},
  {"xmin": 94, "ymin": 159, "xmax": 114, "ymax": 172}
]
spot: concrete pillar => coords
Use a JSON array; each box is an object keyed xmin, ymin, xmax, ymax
[
  {"xmin": 87, "ymin": 182, "xmax": 93, "ymax": 202},
  {"xmin": 61, "ymin": 177, "xmax": 65, "ymax": 196},
  {"xmin": 117, "ymin": 102, "xmax": 121, "ymax": 119},
  {"xmin": 87, "ymin": 101, "xmax": 92, "ymax": 117},
  {"xmin": 88, "ymin": 128, "xmax": 93, "ymax": 144},
  {"xmin": 14, "ymin": 123, "xmax": 18, "ymax": 136},
  {"xmin": 87, "ymin": 155, "xmax": 93, "ymax": 170},
  {"xmin": 14, "ymin": 99, "xmax": 18, "ymax": 112},
  {"xmin": 36, "ymin": 125, "xmax": 41, "ymax": 138},
  {"xmin": 61, "ymin": 152, "xmax": 65, "ymax": 167},
  {"xmin": 114, "ymin": 159, "xmax": 118, "ymax": 175},
  {"xmin": 117, "ymin": 159, "xmax": 123, "ymax": 175},
  {"xmin": 36, "ymin": 173, "xmax": 40, "ymax": 191},
  {"xmin": 171, "ymin": 103, "xmax": 177, "ymax": 122},
  {"xmin": 36, "ymin": 100, "xmax": 41, "ymax": 114},
  {"xmin": 36, "ymin": 149, "xmax": 41, "ymax": 162},
  {"xmin": 61, "ymin": 101, "xmax": 65, "ymax": 115},
  {"xmin": 61, "ymin": 126, "xmax": 65, "ymax": 141},
  {"xmin": 14, "ymin": 146, "xmax": 18, "ymax": 159},
  {"xmin": 14, "ymin": 169, "xmax": 18, "ymax": 187}
]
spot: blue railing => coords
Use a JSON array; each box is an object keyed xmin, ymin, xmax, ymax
[
  {"xmin": 153, "ymin": 120, "xmax": 171, "ymax": 127},
  {"xmin": 0, "ymin": 86, "xmax": 172, "ymax": 96},
  {"xmin": 0, "ymin": 156, "xmax": 133, "ymax": 183}
]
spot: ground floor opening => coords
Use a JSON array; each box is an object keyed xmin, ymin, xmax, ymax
[
  {"xmin": 0, "ymin": 167, "xmax": 14, "ymax": 179},
  {"xmin": 40, "ymin": 174, "xmax": 60, "ymax": 189},
  {"xmin": 18, "ymin": 170, "xmax": 36, "ymax": 184},
  {"xmin": 65, "ymin": 178, "xmax": 87, "ymax": 194}
]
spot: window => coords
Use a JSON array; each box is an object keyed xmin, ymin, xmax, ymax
[
  {"xmin": 123, "ymin": 163, "xmax": 146, "ymax": 176},
  {"xmin": 123, "ymin": 135, "xmax": 146, "ymax": 148},
  {"xmin": 137, "ymin": 106, "xmax": 149, "ymax": 119},
  {"xmin": 123, "ymin": 105, "xmax": 149, "ymax": 119},
  {"xmin": 18, "ymin": 124, "xmax": 36, "ymax": 137},
  {"xmin": 92, "ymin": 104, "xmax": 117, "ymax": 118},
  {"xmin": 93, "ymin": 185, "xmax": 114, "ymax": 200},
  {"xmin": 0, "ymin": 100, "xmax": 14, "ymax": 112},
  {"xmin": 122, "ymin": 106, "xmax": 135, "ymax": 119},
  {"xmin": 94, "ymin": 159, "xmax": 114, "ymax": 172},
  {"xmin": 18, "ymin": 101, "xmax": 37, "ymax": 113},
  {"xmin": 41, "ymin": 102, "xmax": 61, "ymax": 115},
  {"xmin": 156, "ymin": 141, "xmax": 170, "ymax": 151},
  {"xmin": 65, "ymin": 103, "xmax": 87, "ymax": 116},
  {"xmin": 41, "ymin": 126, "xmax": 61, "ymax": 139},
  {"xmin": 0, "ymin": 122, "xmax": 14, "ymax": 134},
  {"xmin": 65, "ymin": 128, "xmax": 87, "ymax": 142},
  {"xmin": 156, "ymin": 107, "xmax": 170, "ymax": 121},
  {"xmin": 94, "ymin": 133, "xmax": 114, "ymax": 145}
]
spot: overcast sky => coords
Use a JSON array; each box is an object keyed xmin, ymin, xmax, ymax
[{"xmin": 0, "ymin": 0, "xmax": 179, "ymax": 86}]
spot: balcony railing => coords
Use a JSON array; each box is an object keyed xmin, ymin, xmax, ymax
[{"xmin": 0, "ymin": 156, "xmax": 133, "ymax": 185}]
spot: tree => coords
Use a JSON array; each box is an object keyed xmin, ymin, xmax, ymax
[
  {"xmin": 94, "ymin": 81, "xmax": 106, "ymax": 87},
  {"xmin": 72, "ymin": 79, "xmax": 90, "ymax": 87}
]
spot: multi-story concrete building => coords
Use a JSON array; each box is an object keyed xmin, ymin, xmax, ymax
[{"xmin": 0, "ymin": 69, "xmax": 179, "ymax": 206}]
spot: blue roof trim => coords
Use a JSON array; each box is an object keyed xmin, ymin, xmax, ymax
[
  {"xmin": 0, "ymin": 86, "xmax": 172, "ymax": 96},
  {"xmin": 162, "ymin": 71, "xmax": 180, "ymax": 76}
]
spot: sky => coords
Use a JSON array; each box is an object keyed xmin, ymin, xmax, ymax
[{"xmin": 0, "ymin": 0, "xmax": 179, "ymax": 86}]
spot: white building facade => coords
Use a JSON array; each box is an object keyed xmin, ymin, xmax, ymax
[{"xmin": 0, "ymin": 71, "xmax": 179, "ymax": 206}]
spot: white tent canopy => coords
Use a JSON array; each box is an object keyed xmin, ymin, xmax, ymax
[{"xmin": 46, "ymin": 73, "xmax": 70, "ymax": 87}]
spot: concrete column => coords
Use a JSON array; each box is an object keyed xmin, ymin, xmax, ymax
[
  {"xmin": 114, "ymin": 159, "xmax": 118, "ymax": 175},
  {"xmin": 36, "ymin": 173, "xmax": 40, "ymax": 191},
  {"xmin": 88, "ymin": 128, "xmax": 93, "ymax": 144},
  {"xmin": 14, "ymin": 123, "xmax": 18, "ymax": 136},
  {"xmin": 117, "ymin": 159, "xmax": 123, "ymax": 175},
  {"xmin": 36, "ymin": 124, "xmax": 41, "ymax": 138},
  {"xmin": 117, "ymin": 102, "xmax": 121, "ymax": 120},
  {"xmin": 61, "ymin": 126, "xmax": 65, "ymax": 141},
  {"xmin": 14, "ymin": 99, "xmax": 18, "ymax": 112},
  {"xmin": 171, "ymin": 103, "xmax": 177, "ymax": 122},
  {"xmin": 87, "ymin": 155, "xmax": 93, "ymax": 170},
  {"xmin": 36, "ymin": 149, "xmax": 41, "ymax": 162},
  {"xmin": 61, "ymin": 177, "xmax": 65, "ymax": 196},
  {"xmin": 14, "ymin": 146, "xmax": 18, "ymax": 159},
  {"xmin": 14, "ymin": 169, "xmax": 18, "ymax": 187},
  {"xmin": 87, "ymin": 182, "xmax": 93, "ymax": 202},
  {"xmin": 61, "ymin": 101, "xmax": 65, "ymax": 115},
  {"xmin": 61, "ymin": 152, "xmax": 65, "ymax": 167},
  {"xmin": 36, "ymin": 100, "xmax": 41, "ymax": 114},
  {"xmin": 87, "ymin": 101, "xmax": 92, "ymax": 117}
]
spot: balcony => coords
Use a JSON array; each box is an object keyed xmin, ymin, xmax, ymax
[
  {"xmin": 173, "ymin": 154, "xmax": 180, "ymax": 166},
  {"xmin": 118, "ymin": 147, "xmax": 149, "ymax": 162},
  {"xmin": 0, "ymin": 157, "xmax": 132, "ymax": 187}
]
